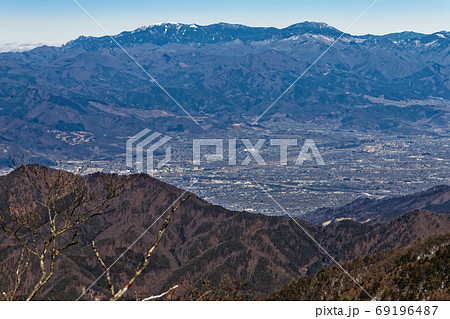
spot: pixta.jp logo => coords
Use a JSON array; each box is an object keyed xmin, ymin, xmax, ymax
[{"xmin": 126, "ymin": 129, "xmax": 172, "ymax": 175}]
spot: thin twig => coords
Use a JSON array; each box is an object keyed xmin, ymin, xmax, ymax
[
  {"xmin": 91, "ymin": 241, "xmax": 115, "ymax": 296},
  {"xmin": 110, "ymin": 195, "xmax": 190, "ymax": 301},
  {"xmin": 142, "ymin": 285, "xmax": 179, "ymax": 301}
]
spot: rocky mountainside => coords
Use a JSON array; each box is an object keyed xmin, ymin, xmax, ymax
[
  {"xmin": 303, "ymin": 184, "xmax": 450, "ymax": 225},
  {"xmin": 0, "ymin": 22, "xmax": 449, "ymax": 163},
  {"xmin": 268, "ymin": 234, "xmax": 450, "ymax": 301},
  {"xmin": 0, "ymin": 166, "xmax": 449, "ymax": 300}
]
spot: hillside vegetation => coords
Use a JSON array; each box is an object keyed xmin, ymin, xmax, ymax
[{"xmin": 268, "ymin": 234, "xmax": 450, "ymax": 301}]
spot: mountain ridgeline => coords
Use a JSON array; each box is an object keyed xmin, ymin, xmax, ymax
[
  {"xmin": 0, "ymin": 22, "xmax": 449, "ymax": 163},
  {"xmin": 304, "ymin": 185, "xmax": 450, "ymax": 225},
  {"xmin": 0, "ymin": 166, "xmax": 448, "ymax": 300}
]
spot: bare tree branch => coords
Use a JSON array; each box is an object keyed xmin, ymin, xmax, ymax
[
  {"xmin": 1, "ymin": 249, "xmax": 29, "ymax": 301},
  {"xmin": 0, "ymin": 161, "xmax": 129, "ymax": 300},
  {"xmin": 142, "ymin": 285, "xmax": 179, "ymax": 301},
  {"xmin": 92, "ymin": 195, "xmax": 190, "ymax": 301},
  {"xmin": 91, "ymin": 241, "xmax": 115, "ymax": 296}
]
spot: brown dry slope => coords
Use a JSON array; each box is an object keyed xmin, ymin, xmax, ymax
[{"xmin": 0, "ymin": 166, "xmax": 449, "ymax": 300}]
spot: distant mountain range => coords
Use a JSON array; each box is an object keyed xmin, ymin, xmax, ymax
[
  {"xmin": 0, "ymin": 166, "xmax": 448, "ymax": 299},
  {"xmin": 0, "ymin": 22, "xmax": 449, "ymax": 163},
  {"xmin": 65, "ymin": 22, "xmax": 449, "ymax": 48},
  {"xmin": 304, "ymin": 184, "xmax": 450, "ymax": 225}
]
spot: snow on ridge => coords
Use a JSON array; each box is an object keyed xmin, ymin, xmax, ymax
[
  {"xmin": 280, "ymin": 35, "xmax": 301, "ymax": 41},
  {"xmin": 309, "ymin": 34, "xmax": 335, "ymax": 43},
  {"xmin": 424, "ymin": 39, "xmax": 438, "ymax": 47},
  {"xmin": 151, "ymin": 22, "xmax": 181, "ymax": 27}
]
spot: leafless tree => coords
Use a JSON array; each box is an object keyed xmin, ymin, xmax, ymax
[
  {"xmin": 91, "ymin": 195, "xmax": 190, "ymax": 301},
  {"xmin": 0, "ymin": 162, "xmax": 128, "ymax": 300}
]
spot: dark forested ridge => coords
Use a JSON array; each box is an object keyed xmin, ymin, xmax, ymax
[
  {"xmin": 0, "ymin": 166, "xmax": 449, "ymax": 300},
  {"xmin": 268, "ymin": 234, "xmax": 450, "ymax": 301}
]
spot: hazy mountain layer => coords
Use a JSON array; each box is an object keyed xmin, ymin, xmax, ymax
[{"xmin": 0, "ymin": 22, "xmax": 449, "ymax": 163}]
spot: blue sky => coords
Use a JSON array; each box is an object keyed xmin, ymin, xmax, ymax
[{"xmin": 1, "ymin": 0, "xmax": 449, "ymax": 48}]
